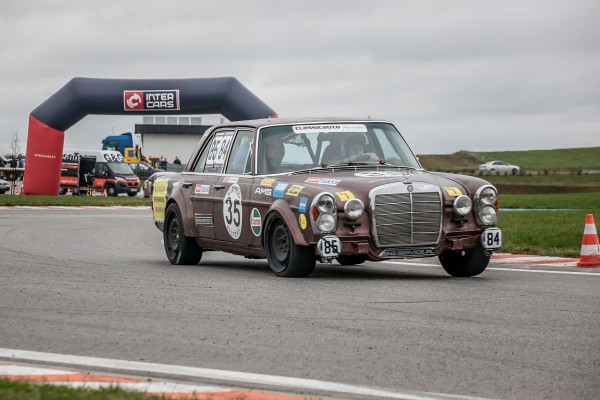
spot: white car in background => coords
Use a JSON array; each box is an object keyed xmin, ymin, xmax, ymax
[
  {"xmin": 0, "ymin": 178, "xmax": 10, "ymax": 194},
  {"xmin": 478, "ymin": 161, "xmax": 520, "ymax": 175}
]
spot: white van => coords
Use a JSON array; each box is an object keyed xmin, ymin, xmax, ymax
[{"xmin": 60, "ymin": 149, "xmax": 140, "ymax": 196}]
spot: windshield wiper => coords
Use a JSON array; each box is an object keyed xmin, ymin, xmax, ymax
[{"xmin": 323, "ymin": 162, "xmax": 371, "ymax": 168}]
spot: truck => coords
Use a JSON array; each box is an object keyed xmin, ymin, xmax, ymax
[
  {"xmin": 101, "ymin": 132, "xmax": 143, "ymax": 163},
  {"xmin": 0, "ymin": 155, "xmax": 25, "ymax": 181},
  {"xmin": 59, "ymin": 149, "xmax": 140, "ymax": 196}
]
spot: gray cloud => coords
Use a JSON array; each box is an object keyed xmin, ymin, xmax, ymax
[{"xmin": 1, "ymin": 0, "xmax": 598, "ymax": 155}]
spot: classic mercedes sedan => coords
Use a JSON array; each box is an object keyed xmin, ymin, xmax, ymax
[{"xmin": 152, "ymin": 118, "xmax": 502, "ymax": 277}]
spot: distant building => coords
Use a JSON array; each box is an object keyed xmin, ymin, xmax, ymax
[{"xmin": 136, "ymin": 116, "xmax": 225, "ymax": 164}]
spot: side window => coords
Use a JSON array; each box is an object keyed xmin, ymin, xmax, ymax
[
  {"xmin": 226, "ymin": 130, "xmax": 254, "ymax": 174},
  {"xmin": 193, "ymin": 130, "xmax": 235, "ymax": 173},
  {"xmin": 96, "ymin": 163, "xmax": 107, "ymax": 177}
]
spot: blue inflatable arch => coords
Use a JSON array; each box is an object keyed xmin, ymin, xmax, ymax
[{"xmin": 23, "ymin": 77, "xmax": 276, "ymax": 195}]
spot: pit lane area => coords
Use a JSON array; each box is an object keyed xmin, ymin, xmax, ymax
[{"xmin": 0, "ymin": 208, "xmax": 598, "ymax": 399}]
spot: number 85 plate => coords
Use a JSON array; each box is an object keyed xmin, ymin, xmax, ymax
[{"xmin": 317, "ymin": 235, "xmax": 342, "ymax": 259}]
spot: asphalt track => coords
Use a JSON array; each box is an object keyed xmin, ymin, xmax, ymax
[{"xmin": 0, "ymin": 207, "xmax": 598, "ymax": 399}]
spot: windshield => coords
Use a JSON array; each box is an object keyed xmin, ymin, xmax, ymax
[
  {"xmin": 256, "ymin": 122, "xmax": 421, "ymax": 175},
  {"xmin": 107, "ymin": 162, "xmax": 135, "ymax": 175}
]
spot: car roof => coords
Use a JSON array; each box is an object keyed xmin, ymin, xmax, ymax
[{"xmin": 211, "ymin": 117, "xmax": 391, "ymax": 130}]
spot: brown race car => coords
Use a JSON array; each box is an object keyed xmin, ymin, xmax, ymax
[{"xmin": 152, "ymin": 118, "xmax": 502, "ymax": 277}]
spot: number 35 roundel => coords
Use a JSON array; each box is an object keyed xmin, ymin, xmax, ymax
[{"xmin": 223, "ymin": 184, "xmax": 243, "ymax": 239}]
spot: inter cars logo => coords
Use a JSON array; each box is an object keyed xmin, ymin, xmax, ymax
[{"xmin": 123, "ymin": 90, "xmax": 180, "ymax": 111}]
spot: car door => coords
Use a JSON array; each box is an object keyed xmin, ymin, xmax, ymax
[
  {"xmin": 187, "ymin": 129, "xmax": 236, "ymax": 239},
  {"xmin": 212, "ymin": 129, "xmax": 255, "ymax": 244}
]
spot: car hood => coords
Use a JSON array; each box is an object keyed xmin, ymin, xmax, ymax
[{"xmin": 274, "ymin": 167, "xmax": 493, "ymax": 204}]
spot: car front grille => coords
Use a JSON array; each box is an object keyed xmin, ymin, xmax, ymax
[{"xmin": 372, "ymin": 187, "xmax": 442, "ymax": 247}]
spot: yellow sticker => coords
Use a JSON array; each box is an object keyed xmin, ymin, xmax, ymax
[
  {"xmin": 336, "ymin": 190, "xmax": 355, "ymax": 201},
  {"xmin": 299, "ymin": 213, "xmax": 307, "ymax": 230},
  {"xmin": 444, "ymin": 187, "xmax": 463, "ymax": 197},
  {"xmin": 260, "ymin": 178, "xmax": 276, "ymax": 187},
  {"xmin": 285, "ymin": 184, "xmax": 304, "ymax": 197},
  {"xmin": 152, "ymin": 178, "xmax": 169, "ymax": 222}
]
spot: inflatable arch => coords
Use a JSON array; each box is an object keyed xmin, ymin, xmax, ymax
[{"xmin": 23, "ymin": 77, "xmax": 276, "ymax": 195}]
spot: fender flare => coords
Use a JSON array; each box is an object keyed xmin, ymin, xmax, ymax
[{"xmin": 263, "ymin": 199, "xmax": 308, "ymax": 247}]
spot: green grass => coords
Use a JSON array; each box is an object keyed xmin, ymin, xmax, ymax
[
  {"xmin": 418, "ymin": 147, "xmax": 600, "ymax": 172},
  {"xmin": 497, "ymin": 210, "xmax": 594, "ymax": 257},
  {"xmin": 497, "ymin": 193, "xmax": 599, "ymax": 256},
  {"xmin": 0, "ymin": 379, "xmax": 176, "ymax": 400},
  {"xmin": 476, "ymin": 147, "xmax": 600, "ymax": 170},
  {"xmin": 0, "ymin": 195, "xmax": 150, "ymax": 207},
  {"xmin": 500, "ymin": 192, "xmax": 600, "ymax": 209}
]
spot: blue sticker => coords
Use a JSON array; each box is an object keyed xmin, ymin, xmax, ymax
[
  {"xmin": 298, "ymin": 197, "xmax": 308, "ymax": 213},
  {"xmin": 273, "ymin": 182, "xmax": 289, "ymax": 198}
]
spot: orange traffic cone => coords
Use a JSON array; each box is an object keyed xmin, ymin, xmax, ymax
[{"xmin": 577, "ymin": 214, "xmax": 600, "ymax": 268}]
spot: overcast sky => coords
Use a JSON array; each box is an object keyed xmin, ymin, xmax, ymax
[{"xmin": 1, "ymin": 0, "xmax": 598, "ymax": 156}]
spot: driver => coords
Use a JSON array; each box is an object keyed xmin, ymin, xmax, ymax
[
  {"xmin": 263, "ymin": 133, "xmax": 286, "ymax": 173},
  {"xmin": 341, "ymin": 134, "xmax": 379, "ymax": 162}
]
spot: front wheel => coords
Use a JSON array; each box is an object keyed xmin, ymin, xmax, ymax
[
  {"xmin": 105, "ymin": 184, "xmax": 117, "ymax": 197},
  {"xmin": 164, "ymin": 203, "xmax": 203, "ymax": 265},
  {"xmin": 438, "ymin": 247, "xmax": 490, "ymax": 277},
  {"xmin": 264, "ymin": 213, "xmax": 315, "ymax": 277}
]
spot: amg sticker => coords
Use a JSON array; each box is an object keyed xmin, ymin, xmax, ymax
[
  {"xmin": 379, "ymin": 248, "xmax": 436, "ymax": 258},
  {"xmin": 255, "ymin": 187, "xmax": 272, "ymax": 196}
]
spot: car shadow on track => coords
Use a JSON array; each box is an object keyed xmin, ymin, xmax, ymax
[{"xmin": 147, "ymin": 259, "xmax": 453, "ymax": 280}]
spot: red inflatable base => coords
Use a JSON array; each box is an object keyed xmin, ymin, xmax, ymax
[{"xmin": 22, "ymin": 116, "xmax": 64, "ymax": 196}]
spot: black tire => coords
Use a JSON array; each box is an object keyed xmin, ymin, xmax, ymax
[
  {"xmin": 58, "ymin": 188, "xmax": 67, "ymax": 195},
  {"xmin": 106, "ymin": 184, "xmax": 117, "ymax": 197},
  {"xmin": 264, "ymin": 213, "xmax": 315, "ymax": 277},
  {"xmin": 164, "ymin": 203, "xmax": 203, "ymax": 265},
  {"xmin": 337, "ymin": 254, "xmax": 368, "ymax": 266},
  {"xmin": 127, "ymin": 191, "xmax": 137, "ymax": 197},
  {"xmin": 6, "ymin": 171, "xmax": 18, "ymax": 181},
  {"xmin": 438, "ymin": 247, "xmax": 490, "ymax": 277},
  {"xmin": 489, "ymin": 168, "xmax": 495, "ymax": 175},
  {"xmin": 512, "ymin": 168, "xmax": 518, "ymax": 175}
]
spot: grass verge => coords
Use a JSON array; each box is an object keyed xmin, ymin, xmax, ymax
[
  {"xmin": 498, "ymin": 193, "xmax": 599, "ymax": 257},
  {"xmin": 0, "ymin": 378, "xmax": 172, "ymax": 400},
  {"xmin": 0, "ymin": 195, "xmax": 150, "ymax": 207}
]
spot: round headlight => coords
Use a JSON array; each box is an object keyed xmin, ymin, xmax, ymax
[
  {"xmin": 478, "ymin": 186, "xmax": 497, "ymax": 206},
  {"xmin": 316, "ymin": 213, "xmax": 336, "ymax": 232},
  {"xmin": 344, "ymin": 198, "xmax": 364, "ymax": 220},
  {"xmin": 317, "ymin": 194, "xmax": 336, "ymax": 213},
  {"xmin": 453, "ymin": 195, "xmax": 472, "ymax": 216},
  {"xmin": 478, "ymin": 205, "xmax": 498, "ymax": 225}
]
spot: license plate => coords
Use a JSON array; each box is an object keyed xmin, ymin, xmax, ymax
[
  {"xmin": 481, "ymin": 228, "xmax": 502, "ymax": 249},
  {"xmin": 317, "ymin": 235, "xmax": 341, "ymax": 259}
]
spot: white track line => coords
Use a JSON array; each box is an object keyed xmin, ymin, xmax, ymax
[
  {"xmin": 381, "ymin": 261, "xmax": 599, "ymax": 276},
  {"xmin": 0, "ymin": 348, "xmax": 494, "ymax": 400}
]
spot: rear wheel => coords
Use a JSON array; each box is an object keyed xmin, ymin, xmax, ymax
[
  {"xmin": 5, "ymin": 171, "xmax": 18, "ymax": 181},
  {"xmin": 127, "ymin": 191, "xmax": 137, "ymax": 197},
  {"xmin": 439, "ymin": 247, "xmax": 490, "ymax": 277},
  {"xmin": 265, "ymin": 213, "xmax": 315, "ymax": 277},
  {"xmin": 337, "ymin": 255, "xmax": 368, "ymax": 266},
  {"xmin": 512, "ymin": 168, "xmax": 518, "ymax": 175},
  {"xmin": 164, "ymin": 203, "xmax": 203, "ymax": 265}
]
